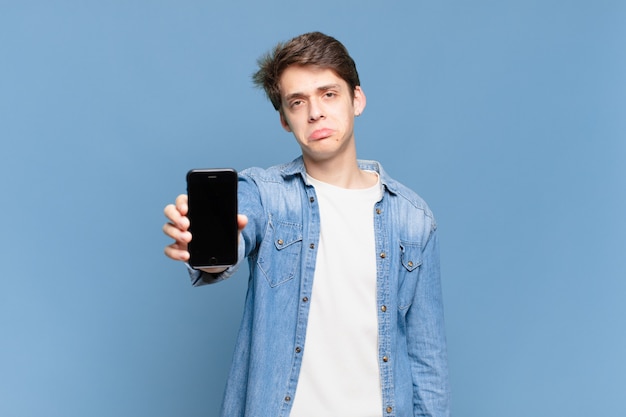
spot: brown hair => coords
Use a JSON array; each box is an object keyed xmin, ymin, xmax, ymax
[{"xmin": 252, "ymin": 32, "xmax": 361, "ymax": 111}]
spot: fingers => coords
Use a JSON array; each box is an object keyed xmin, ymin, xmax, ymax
[
  {"xmin": 163, "ymin": 194, "xmax": 191, "ymax": 262},
  {"xmin": 162, "ymin": 221, "xmax": 191, "ymax": 243},
  {"xmin": 238, "ymin": 214, "xmax": 248, "ymax": 233},
  {"xmin": 163, "ymin": 205, "xmax": 189, "ymax": 232},
  {"xmin": 164, "ymin": 194, "xmax": 190, "ymax": 231},
  {"xmin": 175, "ymin": 194, "xmax": 188, "ymax": 216},
  {"xmin": 162, "ymin": 221, "xmax": 191, "ymax": 261},
  {"xmin": 164, "ymin": 242, "xmax": 190, "ymax": 262}
]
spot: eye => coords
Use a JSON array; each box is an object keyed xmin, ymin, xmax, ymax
[
  {"xmin": 290, "ymin": 99, "xmax": 304, "ymax": 108},
  {"xmin": 324, "ymin": 92, "xmax": 336, "ymax": 98}
]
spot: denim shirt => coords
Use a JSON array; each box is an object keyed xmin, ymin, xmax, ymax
[{"xmin": 188, "ymin": 157, "xmax": 450, "ymax": 417}]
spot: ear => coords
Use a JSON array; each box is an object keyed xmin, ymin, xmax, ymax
[
  {"xmin": 279, "ymin": 111, "xmax": 292, "ymax": 132},
  {"xmin": 353, "ymin": 86, "xmax": 367, "ymax": 117}
]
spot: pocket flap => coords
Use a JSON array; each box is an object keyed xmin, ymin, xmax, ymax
[
  {"xmin": 272, "ymin": 221, "xmax": 303, "ymax": 250},
  {"xmin": 400, "ymin": 241, "xmax": 422, "ymax": 272}
]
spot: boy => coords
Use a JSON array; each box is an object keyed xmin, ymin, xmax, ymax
[{"xmin": 163, "ymin": 31, "xmax": 450, "ymax": 417}]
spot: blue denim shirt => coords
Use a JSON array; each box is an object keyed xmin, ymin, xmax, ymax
[{"xmin": 188, "ymin": 157, "xmax": 450, "ymax": 417}]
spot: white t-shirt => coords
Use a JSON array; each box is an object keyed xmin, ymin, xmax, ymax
[{"xmin": 289, "ymin": 173, "xmax": 383, "ymax": 417}]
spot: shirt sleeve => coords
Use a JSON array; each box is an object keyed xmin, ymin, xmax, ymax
[{"xmin": 405, "ymin": 228, "xmax": 451, "ymax": 416}]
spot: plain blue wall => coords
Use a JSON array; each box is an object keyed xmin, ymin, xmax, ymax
[{"xmin": 2, "ymin": 1, "xmax": 625, "ymax": 416}]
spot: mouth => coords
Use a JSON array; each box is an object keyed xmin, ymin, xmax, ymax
[{"xmin": 309, "ymin": 128, "xmax": 335, "ymax": 140}]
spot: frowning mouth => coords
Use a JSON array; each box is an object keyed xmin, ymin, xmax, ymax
[{"xmin": 309, "ymin": 128, "xmax": 335, "ymax": 140}]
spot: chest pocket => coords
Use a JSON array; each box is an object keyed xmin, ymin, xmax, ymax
[
  {"xmin": 257, "ymin": 220, "xmax": 303, "ymax": 287},
  {"xmin": 398, "ymin": 240, "xmax": 423, "ymax": 310}
]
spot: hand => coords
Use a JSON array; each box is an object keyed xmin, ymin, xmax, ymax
[
  {"xmin": 163, "ymin": 194, "xmax": 248, "ymax": 272},
  {"xmin": 163, "ymin": 194, "xmax": 192, "ymax": 262}
]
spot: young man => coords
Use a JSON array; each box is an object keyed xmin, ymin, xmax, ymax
[{"xmin": 163, "ymin": 32, "xmax": 450, "ymax": 417}]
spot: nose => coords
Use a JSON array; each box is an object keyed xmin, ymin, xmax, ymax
[{"xmin": 308, "ymin": 99, "xmax": 324, "ymax": 122}]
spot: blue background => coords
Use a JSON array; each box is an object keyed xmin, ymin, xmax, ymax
[{"xmin": 2, "ymin": 1, "xmax": 625, "ymax": 416}]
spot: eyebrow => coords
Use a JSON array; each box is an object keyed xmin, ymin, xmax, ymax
[{"xmin": 284, "ymin": 83, "xmax": 342, "ymax": 102}]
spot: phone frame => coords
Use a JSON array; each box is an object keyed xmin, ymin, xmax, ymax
[{"xmin": 186, "ymin": 168, "xmax": 238, "ymax": 269}]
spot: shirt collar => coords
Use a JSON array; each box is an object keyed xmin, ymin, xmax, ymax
[{"xmin": 279, "ymin": 156, "xmax": 400, "ymax": 195}]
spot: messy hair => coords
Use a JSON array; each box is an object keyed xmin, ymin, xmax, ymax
[{"xmin": 252, "ymin": 32, "xmax": 361, "ymax": 111}]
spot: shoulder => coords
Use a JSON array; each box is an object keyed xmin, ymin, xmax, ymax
[
  {"xmin": 360, "ymin": 159, "xmax": 435, "ymax": 217},
  {"xmin": 238, "ymin": 158, "xmax": 307, "ymax": 208},
  {"xmin": 237, "ymin": 158, "xmax": 306, "ymax": 218},
  {"xmin": 390, "ymin": 180, "xmax": 435, "ymax": 222},
  {"xmin": 240, "ymin": 157, "xmax": 305, "ymax": 185}
]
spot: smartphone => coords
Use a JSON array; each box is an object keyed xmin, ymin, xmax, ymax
[{"xmin": 186, "ymin": 168, "xmax": 238, "ymax": 269}]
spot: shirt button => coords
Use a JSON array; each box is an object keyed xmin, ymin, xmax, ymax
[
  {"xmin": 310, "ymin": 243, "xmax": 315, "ymax": 249},
  {"xmin": 285, "ymin": 396, "xmax": 291, "ymax": 402},
  {"xmin": 295, "ymin": 347, "xmax": 302, "ymax": 353},
  {"xmin": 310, "ymin": 196, "xmax": 315, "ymax": 203},
  {"xmin": 386, "ymin": 406, "xmax": 393, "ymax": 413},
  {"xmin": 302, "ymin": 297, "xmax": 309, "ymax": 303},
  {"xmin": 376, "ymin": 208, "xmax": 382, "ymax": 214},
  {"xmin": 381, "ymin": 305, "xmax": 387, "ymax": 312},
  {"xmin": 380, "ymin": 252, "xmax": 386, "ymax": 258},
  {"xmin": 277, "ymin": 239, "xmax": 284, "ymax": 246},
  {"xmin": 407, "ymin": 261, "xmax": 413, "ymax": 267},
  {"xmin": 383, "ymin": 356, "xmax": 389, "ymax": 362}
]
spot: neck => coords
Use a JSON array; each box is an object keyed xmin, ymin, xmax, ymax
[{"xmin": 303, "ymin": 151, "xmax": 376, "ymax": 189}]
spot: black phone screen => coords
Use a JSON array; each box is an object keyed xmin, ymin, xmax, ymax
[{"xmin": 186, "ymin": 169, "xmax": 238, "ymax": 268}]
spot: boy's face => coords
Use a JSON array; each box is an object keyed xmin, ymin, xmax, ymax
[{"xmin": 278, "ymin": 65, "xmax": 365, "ymax": 165}]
